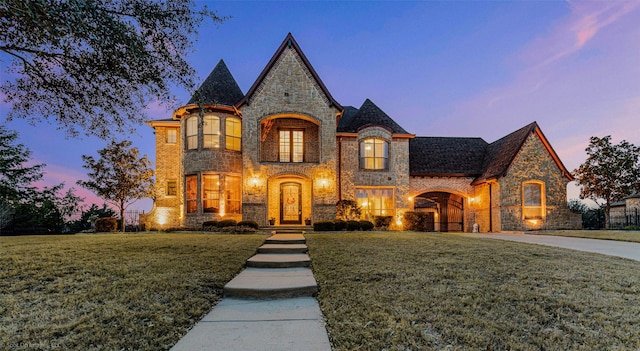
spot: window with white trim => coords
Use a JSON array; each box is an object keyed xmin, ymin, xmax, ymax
[
  {"xmin": 360, "ymin": 138, "xmax": 388, "ymax": 170},
  {"xmin": 202, "ymin": 174, "xmax": 220, "ymax": 213},
  {"xmin": 356, "ymin": 188, "xmax": 394, "ymax": 218},
  {"xmin": 279, "ymin": 129, "xmax": 304, "ymax": 163},
  {"xmin": 167, "ymin": 129, "xmax": 177, "ymax": 144},
  {"xmin": 225, "ymin": 175, "xmax": 241, "ymax": 214},
  {"xmin": 226, "ymin": 117, "xmax": 241, "ymax": 151},
  {"xmin": 523, "ymin": 182, "xmax": 545, "ymax": 219},
  {"xmin": 186, "ymin": 117, "xmax": 198, "ymax": 150},
  {"xmin": 203, "ymin": 115, "xmax": 220, "ymax": 149}
]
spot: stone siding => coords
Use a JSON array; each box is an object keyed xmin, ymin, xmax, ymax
[
  {"xmin": 409, "ymin": 176, "xmax": 477, "ymax": 231},
  {"xmin": 498, "ymin": 133, "xmax": 580, "ymax": 231}
]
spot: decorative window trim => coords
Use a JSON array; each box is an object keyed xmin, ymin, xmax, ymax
[
  {"xmin": 522, "ymin": 181, "xmax": 545, "ymax": 220},
  {"xmin": 359, "ymin": 138, "xmax": 389, "ymax": 170}
]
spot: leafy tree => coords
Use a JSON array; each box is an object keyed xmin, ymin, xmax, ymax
[
  {"xmin": 573, "ymin": 136, "xmax": 640, "ymax": 228},
  {"xmin": 0, "ymin": 0, "xmax": 225, "ymax": 138},
  {"xmin": 0, "ymin": 126, "xmax": 45, "ymax": 201},
  {"xmin": 69, "ymin": 203, "xmax": 116, "ymax": 232},
  {"xmin": 78, "ymin": 140, "xmax": 154, "ymax": 232}
]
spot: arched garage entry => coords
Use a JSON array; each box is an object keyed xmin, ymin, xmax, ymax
[{"xmin": 414, "ymin": 192, "xmax": 464, "ymax": 232}]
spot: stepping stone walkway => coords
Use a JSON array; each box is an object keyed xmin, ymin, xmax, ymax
[{"xmin": 171, "ymin": 233, "xmax": 331, "ymax": 351}]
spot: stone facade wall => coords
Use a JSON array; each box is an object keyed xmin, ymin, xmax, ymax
[
  {"xmin": 241, "ymin": 46, "xmax": 340, "ymax": 226},
  {"xmin": 260, "ymin": 118, "xmax": 319, "ymax": 163},
  {"xmin": 140, "ymin": 123, "xmax": 182, "ymax": 229},
  {"xmin": 409, "ymin": 176, "xmax": 477, "ymax": 231},
  {"xmin": 498, "ymin": 133, "xmax": 581, "ymax": 231}
]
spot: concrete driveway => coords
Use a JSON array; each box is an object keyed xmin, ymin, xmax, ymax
[{"xmin": 460, "ymin": 233, "xmax": 640, "ymax": 262}]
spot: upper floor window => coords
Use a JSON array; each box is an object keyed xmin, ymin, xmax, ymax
[
  {"xmin": 279, "ymin": 130, "xmax": 304, "ymax": 163},
  {"xmin": 186, "ymin": 117, "xmax": 198, "ymax": 150},
  {"xmin": 360, "ymin": 138, "xmax": 388, "ymax": 170},
  {"xmin": 166, "ymin": 180, "xmax": 177, "ymax": 197},
  {"xmin": 202, "ymin": 174, "xmax": 220, "ymax": 213},
  {"xmin": 523, "ymin": 182, "xmax": 545, "ymax": 219},
  {"xmin": 203, "ymin": 115, "xmax": 220, "ymax": 149},
  {"xmin": 186, "ymin": 175, "xmax": 197, "ymax": 213},
  {"xmin": 167, "ymin": 129, "xmax": 177, "ymax": 144},
  {"xmin": 226, "ymin": 117, "xmax": 241, "ymax": 151}
]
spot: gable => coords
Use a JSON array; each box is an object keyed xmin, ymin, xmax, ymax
[{"xmin": 237, "ymin": 33, "xmax": 342, "ymax": 112}]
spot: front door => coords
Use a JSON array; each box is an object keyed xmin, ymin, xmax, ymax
[{"xmin": 280, "ymin": 182, "xmax": 302, "ymax": 224}]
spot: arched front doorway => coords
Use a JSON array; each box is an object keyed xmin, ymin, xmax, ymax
[
  {"xmin": 414, "ymin": 192, "xmax": 464, "ymax": 232},
  {"xmin": 280, "ymin": 182, "xmax": 302, "ymax": 224}
]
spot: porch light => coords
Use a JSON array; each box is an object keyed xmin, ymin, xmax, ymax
[{"xmin": 250, "ymin": 176, "xmax": 260, "ymax": 189}]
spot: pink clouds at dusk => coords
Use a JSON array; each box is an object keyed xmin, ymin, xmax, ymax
[{"xmin": 2, "ymin": 1, "xmax": 639, "ymax": 210}]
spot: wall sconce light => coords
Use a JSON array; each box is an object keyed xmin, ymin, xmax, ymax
[
  {"xmin": 321, "ymin": 178, "xmax": 328, "ymax": 189},
  {"xmin": 250, "ymin": 176, "xmax": 260, "ymax": 190},
  {"xmin": 408, "ymin": 196, "xmax": 413, "ymax": 202}
]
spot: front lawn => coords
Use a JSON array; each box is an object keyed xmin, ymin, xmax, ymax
[
  {"xmin": 535, "ymin": 230, "xmax": 640, "ymax": 243},
  {"xmin": 307, "ymin": 232, "xmax": 640, "ymax": 350},
  {"xmin": 0, "ymin": 233, "xmax": 265, "ymax": 350}
]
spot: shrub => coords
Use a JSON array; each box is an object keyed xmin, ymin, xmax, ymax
[
  {"xmin": 346, "ymin": 220, "xmax": 361, "ymax": 231},
  {"xmin": 217, "ymin": 219, "xmax": 237, "ymax": 228},
  {"xmin": 359, "ymin": 220, "xmax": 374, "ymax": 231},
  {"xmin": 314, "ymin": 221, "xmax": 335, "ymax": 231},
  {"xmin": 202, "ymin": 220, "xmax": 218, "ymax": 230},
  {"xmin": 235, "ymin": 226, "xmax": 258, "ymax": 234},
  {"xmin": 334, "ymin": 219, "xmax": 347, "ymax": 231},
  {"xmin": 624, "ymin": 225, "xmax": 640, "ymax": 231},
  {"xmin": 95, "ymin": 217, "xmax": 117, "ymax": 232},
  {"xmin": 237, "ymin": 220, "xmax": 259, "ymax": 230},
  {"xmin": 373, "ymin": 216, "xmax": 393, "ymax": 229},
  {"xmin": 403, "ymin": 211, "xmax": 434, "ymax": 232},
  {"xmin": 336, "ymin": 200, "xmax": 362, "ymax": 220}
]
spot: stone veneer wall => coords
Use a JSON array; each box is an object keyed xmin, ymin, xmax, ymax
[
  {"xmin": 181, "ymin": 111, "xmax": 243, "ymax": 228},
  {"xmin": 140, "ymin": 123, "xmax": 182, "ymax": 229},
  {"xmin": 498, "ymin": 133, "xmax": 581, "ymax": 231},
  {"xmin": 240, "ymin": 46, "xmax": 340, "ymax": 226}
]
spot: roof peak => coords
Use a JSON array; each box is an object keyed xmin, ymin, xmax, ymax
[{"xmin": 187, "ymin": 59, "xmax": 244, "ymax": 106}]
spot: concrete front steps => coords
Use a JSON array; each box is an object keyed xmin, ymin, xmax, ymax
[{"xmin": 223, "ymin": 234, "xmax": 318, "ymax": 299}]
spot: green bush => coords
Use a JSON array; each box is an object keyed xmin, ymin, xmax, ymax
[
  {"xmin": 373, "ymin": 216, "xmax": 393, "ymax": 229},
  {"xmin": 346, "ymin": 220, "xmax": 361, "ymax": 231},
  {"xmin": 334, "ymin": 219, "xmax": 347, "ymax": 231},
  {"xmin": 336, "ymin": 200, "xmax": 362, "ymax": 220},
  {"xmin": 217, "ymin": 219, "xmax": 237, "ymax": 228},
  {"xmin": 237, "ymin": 220, "xmax": 259, "ymax": 230},
  {"xmin": 314, "ymin": 221, "xmax": 335, "ymax": 231},
  {"xmin": 95, "ymin": 217, "xmax": 117, "ymax": 232},
  {"xmin": 359, "ymin": 220, "xmax": 374, "ymax": 231},
  {"xmin": 202, "ymin": 220, "xmax": 218, "ymax": 230},
  {"xmin": 403, "ymin": 211, "xmax": 434, "ymax": 232},
  {"xmin": 624, "ymin": 225, "xmax": 640, "ymax": 231}
]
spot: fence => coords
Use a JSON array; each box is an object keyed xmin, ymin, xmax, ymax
[{"xmin": 609, "ymin": 208, "xmax": 640, "ymax": 229}]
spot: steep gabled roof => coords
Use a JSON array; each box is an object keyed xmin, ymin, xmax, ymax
[
  {"xmin": 409, "ymin": 137, "xmax": 488, "ymax": 176},
  {"xmin": 236, "ymin": 33, "xmax": 342, "ymax": 110},
  {"xmin": 188, "ymin": 59, "xmax": 244, "ymax": 106},
  {"xmin": 472, "ymin": 121, "xmax": 573, "ymax": 184},
  {"xmin": 337, "ymin": 99, "xmax": 409, "ymax": 134}
]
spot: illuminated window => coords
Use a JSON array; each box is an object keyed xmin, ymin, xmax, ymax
[
  {"xmin": 203, "ymin": 115, "xmax": 220, "ymax": 148},
  {"xmin": 360, "ymin": 138, "xmax": 388, "ymax": 170},
  {"xmin": 226, "ymin": 117, "xmax": 242, "ymax": 151},
  {"xmin": 356, "ymin": 188, "xmax": 394, "ymax": 218},
  {"xmin": 523, "ymin": 182, "xmax": 545, "ymax": 219},
  {"xmin": 167, "ymin": 129, "xmax": 177, "ymax": 144},
  {"xmin": 279, "ymin": 130, "xmax": 304, "ymax": 163},
  {"xmin": 202, "ymin": 174, "xmax": 220, "ymax": 213},
  {"xmin": 186, "ymin": 117, "xmax": 198, "ymax": 150},
  {"xmin": 166, "ymin": 180, "xmax": 177, "ymax": 197},
  {"xmin": 186, "ymin": 175, "xmax": 197, "ymax": 213},
  {"xmin": 225, "ymin": 175, "xmax": 241, "ymax": 214}
]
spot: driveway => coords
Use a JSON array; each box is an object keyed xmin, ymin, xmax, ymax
[{"xmin": 460, "ymin": 233, "xmax": 640, "ymax": 262}]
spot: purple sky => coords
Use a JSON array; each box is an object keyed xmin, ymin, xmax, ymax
[{"xmin": 2, "ymin": 1, "xmax": 639, "ymax": 211}]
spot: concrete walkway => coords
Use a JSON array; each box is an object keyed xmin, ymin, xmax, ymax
[
  {"xmin": 171, "ymin": 234, "xmax": 331, "ymax": 351},
  {"xmin": 460, "ymin": 233, "xmax": 640, "ymax": 261}
]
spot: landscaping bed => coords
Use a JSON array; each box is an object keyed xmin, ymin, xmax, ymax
[
  {"xmin": 307, "ymin": 232, "xmax": 640, "ymax": 350},
  {"xmin": 0, "ymin": 233, "xmax": 265, "ymax": 350}
]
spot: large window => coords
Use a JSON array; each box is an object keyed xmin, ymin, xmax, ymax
[
  {"xmin": 356, "ymin": 188, "xmax": 394, "ymax": 218},
  {"xmin": 225, "ymin": 175, "xmax": 241, "ymax": 214},
  {"xmin": 360, "ymin": 138, "xmax": 388, "ymax": 170},
  {"xmin": 523, "ymin": 182, "xmax": 545, "ymax": 219},
  {"xmin": 279, "ymin": 130, "xmax": 304, "ymax": 163},
  {"xmin": 186, "ymin": 175, "xmax": 197, "ymax": 213},
  {"xmin": 203, "ymin": 115, "xmax": 220, "ymax": 149},
  {"xmin": 202, "ymin": 174, "xmax": 220, "ymax": 213},
  {"xmin": 226, "ymin": 117, "xmax": 241, "ymax": 151},
  {"xmin": 186, "ymin": 117, "xmax": 198, "ymax": 150}
]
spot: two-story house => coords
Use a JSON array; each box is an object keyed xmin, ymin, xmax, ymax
[{"xmin": 141, "ymin": 33, "xmax": 580, "ymax": 232}]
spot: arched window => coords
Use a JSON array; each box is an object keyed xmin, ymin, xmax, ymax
[
  {"xmin": 203, "ymin": 115, "xmax": 220, "ymax": 148},
  {"xmin": 523, "ymin": 181, "xmax": 545, "ymax": 219},
  {"xmin": 186, "ymin": 117, "xmax": 198, "ymax": 150},
  {"xmin": 360, "ymin": 138, "xmax": 388, "ymax": 170},
  {"xmin": 226, "ymin": 117, "xmax": 241, "ymax": 151}
]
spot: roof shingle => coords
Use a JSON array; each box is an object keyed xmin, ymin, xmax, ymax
[
  {"xmin": 187, "ymin": 59, "xmax": 244, "ymax": 106},
  {"xmin": 337, "ymin": 99, "xmax": 409, "ymax": 134},
  {"xmin": 409, "ymin": 137, "xmax": 488, "ymax": 176}
]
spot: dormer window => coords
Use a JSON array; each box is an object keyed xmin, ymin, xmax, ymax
[{"xmin": 360, "ymin": 138, "xmax": 388, "ymax": 170}]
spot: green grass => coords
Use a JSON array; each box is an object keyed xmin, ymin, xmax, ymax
[
  {"xmin": 307, "ymin": 232, "xmax": 640, "ymax": 350},
  {"xmin": 536, "ymin": 230, "xmax": 640, "ymax": 243},
  {"xmin": 0, "ymin": 233, "xmax": 265, "ymax": 351}
]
